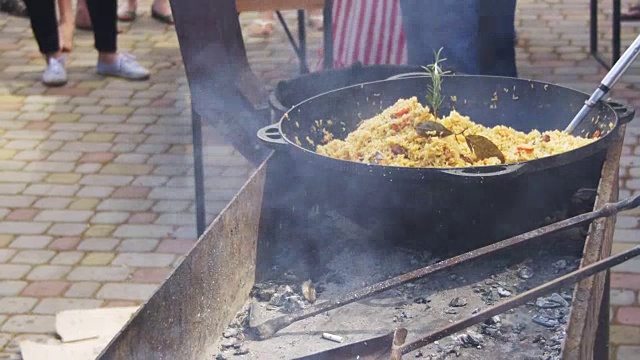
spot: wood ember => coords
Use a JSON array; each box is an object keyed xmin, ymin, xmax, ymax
[
  {"xmin": 449, "ymin": 297, "xmax": 467, "ymax": 307},
  {"xmin": 552, "ymin": 259, "xmax": 567, "ymax": 270},
  {"xmin": 301, "ymin": 280, "xmax": 316, "ymax": 303},
  {"xmin": 223, "ymin": 328, "xmax": 239, "ymax": 338},
  {"xmin": 497, "ymin": 287, "xmax": 512, "ymax": 297},
  {"xmin": 453, "ymin": 330, "xmax": 484, "ymax": 348},
  {"xmin": 210, "ymin": 210, "xmax": 585, "ymax": 360},
  {"xmin": 517, "ymin": 266, "xmax": 534, "ymax": 279}
]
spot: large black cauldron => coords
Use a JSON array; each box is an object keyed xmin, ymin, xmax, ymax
[{"xmin": 258, "ymin": 75, "xmax": 634, "ymax": 253}]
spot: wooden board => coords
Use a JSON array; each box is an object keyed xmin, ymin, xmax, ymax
[
  {"xmin": 562, "ymin": 124, "xmax": 625, "ymax": 359},
  {"xmin": 235, "ymin": 0, "xmax": 324, "ymax": 12},
  {"xmin": 21, "ymin": 307, "xmax": 139, "ymax": 360},
  {"xmin": 21, "ymin": 339, "xmax": 112, "ymax": 360},
  {"xmin": 56, "ymin": 307, "xmax": 139, "ymax": 343}
]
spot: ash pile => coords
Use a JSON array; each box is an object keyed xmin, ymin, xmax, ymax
[{"xmin": 211, "ymin": 209, "xmax": 585, "ymax": 360}]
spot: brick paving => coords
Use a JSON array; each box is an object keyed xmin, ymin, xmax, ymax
[{"xmin": 0, "ymin": 0, "xmax": 639, "ymax": 359}]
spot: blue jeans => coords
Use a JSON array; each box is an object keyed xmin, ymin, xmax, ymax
[{"xmin": 399, "ymin": 0, "xmax": 517, "ymax": 77}]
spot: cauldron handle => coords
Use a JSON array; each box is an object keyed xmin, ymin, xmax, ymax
[
  {"xmin": 257, "ymin": 123, "xmax": 287, "ymax": 146},
  {"xmin": 439, "ymin": 163, "xmax": 526, "ymax": 179},
  {"xmin": 606, "ymin": 99, "xmax": 636, "ymax": 125}
]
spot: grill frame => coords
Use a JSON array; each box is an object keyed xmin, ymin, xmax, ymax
[{"xmin": 97, "ymin": 123, "xmax": 624, "ymax": 360}]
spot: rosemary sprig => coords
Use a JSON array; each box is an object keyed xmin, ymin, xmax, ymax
[{"xmin": 422, "ymin": 48, "xmax": 450, "ymax": 118}]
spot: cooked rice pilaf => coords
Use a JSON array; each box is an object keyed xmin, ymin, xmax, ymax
[{"xmin": 315, "ymin": 97, "xmax": 596, "ymax": 168}]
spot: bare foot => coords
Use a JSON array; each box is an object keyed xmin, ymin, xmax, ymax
[
  {"xmin": 57, "ymin": 0, "xmax": 75, "ymax": 51},
  {"xmin": 248, "ymin": 11, "xmax": 275, "ymax": 37},
  {"xmin": 308, "ymin": 9, "xmax": 323, "ymax": 31},
  {"xmin": 118, "ymin": 0, "xmax": 138, "ymax": 22}
]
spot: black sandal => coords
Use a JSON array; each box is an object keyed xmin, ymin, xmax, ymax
[{"xmin": 151, "ymin": 7, "xmax": 174, "ymax": 25}]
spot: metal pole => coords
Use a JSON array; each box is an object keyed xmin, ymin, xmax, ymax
[
  {"xmin": 298, "ymin": 10, "xmax": 308, "ymax": 74},
  {"xmin": 613, "ymin": 0, "xmax": 621, "ymax": 64},
  {"xmin": 276, "ymin": 11, "xmax": 310, "ymax": 73},
  {"xmin": 590, "ymin": 0, "xmax": 598, "ymax": 55},
  {"xmin": 323, "ymin": 0, "xmax": 333, "ymax": 69}
]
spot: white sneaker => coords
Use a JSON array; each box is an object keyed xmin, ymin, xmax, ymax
[
  {"xmin": 96, "ymin": 53, "xmax": 150, "ymax": 81},
  {"xmin": 42, "ymin": 57, "xmax": 67, "ymax": 87}
]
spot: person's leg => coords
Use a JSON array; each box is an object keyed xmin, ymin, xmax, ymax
[
  {"xmin": 57, "ymin": 0, "xmax": 74, "ymax": 51},
  {"xmin": 399, "ymin": 0, "xmax": 481, "ymax": 74},
  {"xmin": 23, "ymin": 0, "xmax": 68, "ymax": 85},
  {"xmin": 85, "ymin": 0, "xmax": 149, "ymax": 80},
  {"xmin": 75, "ymin": 0, "xmax": 92, "ymax": 30},
  {"xmin": 248, "ymin": 11, "xmax": 275, "ymax": 37},
  {"xmin": 307, "ymin": 8, "xmax": 323, "ymax": 31},
  {"xmin": 478, "ymin": 0, "xmax": 517, "ymax": 77},
  {"xmin": 84, "ymin": 0, "xmax": 116, "ymax": 55},
  {"xmin": 23, "ymin": 0, "xmax": 59, "ymax": 54}
]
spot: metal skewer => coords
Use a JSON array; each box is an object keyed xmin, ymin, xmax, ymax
[{"xmin": 565, "ymin": 33, "xmax": 640, "ymax": 133}]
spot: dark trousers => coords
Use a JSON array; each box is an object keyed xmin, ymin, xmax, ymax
[
  {"xmin": 399, "ymin": 0, "xmax": 517, "ymax": 77},
  {"xmin": 23, "ymin": 0, "xmax": 117, "ymax": 54}
]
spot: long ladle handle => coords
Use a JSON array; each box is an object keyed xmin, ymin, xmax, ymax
[{"xmin": 565, "ymin": 33, "xmax": 640, "ymax": 133}]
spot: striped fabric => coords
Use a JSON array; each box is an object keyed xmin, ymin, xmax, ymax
[{"xmin": 313, "ymin": 0, "xmax": 407, "ymax": 71}]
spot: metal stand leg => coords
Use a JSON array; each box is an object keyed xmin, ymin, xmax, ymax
[
  {"xmin": 275, "ymin": 10, "xmax": 310, "ymax": 74},
  {"xmin": 590, "ymin": 0, "xmax": 598, "ymax": 56},
  {"xmin": 323, "ymin": 0, "xmax": 333, "ymax": 69},
  {"xmin": 590, "ymin": 0, "xmax": 622, "ymax": 69},
  {"xmin": 298, "ymin": 10, "xmax": 307, "ymax": 74},
  {"xmin": 594, "ymin": 271, "xmax": 611, "ymax": 360},
  {"xmin": 191, "ymin": 107, "xmax": 206, "ymax": 238},
  {"xmin": 613, "ymin": 0, "xmax": 621, "ymax": 64}
]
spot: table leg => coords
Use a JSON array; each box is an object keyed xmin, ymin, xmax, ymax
[
  {"xmin": 590, "ymin": 0, "xmax": 622, "ymax": 69},
  {"xmin": 275, "ymin": 10, "xmax": 310, "ymax": 74}
]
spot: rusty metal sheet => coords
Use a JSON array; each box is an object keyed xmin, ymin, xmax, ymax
[
  {"xmin": 96, "ymin": 155, "xmax": 272, "ymax": 360},
  {"xmin": 562, "ymin": 124, "xmax": 625, "ymax": 359}
]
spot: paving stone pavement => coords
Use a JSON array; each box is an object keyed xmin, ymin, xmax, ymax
[{"xmin": 0, "ymin": 0, "xmax": 639, "ymax": 358}]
